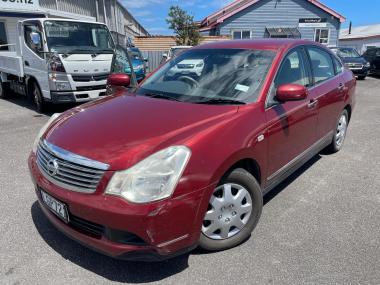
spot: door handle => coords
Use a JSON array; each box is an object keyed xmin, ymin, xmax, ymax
[
  {"xmin": 338, "ymin": 83, "xmax": 345, "ymax": 91},
  {"xmin": 307, "ymin": 99, "xmax": 318, "ymax": 109},
  {"xmin": 24, "ymin": 61, "xmax": 30, "ymax": 66}
]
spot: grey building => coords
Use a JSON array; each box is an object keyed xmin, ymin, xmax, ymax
[
  {"xmin": 199, "ymin": 0, "xmax": 345, "ymax": 47},
  {"xmin": 339, "ymin": 24, "xmax": 380, "ymax": 54},
  {"xmin": 0, "ymin": 0, "xmax": 148, "ymax": 51}
]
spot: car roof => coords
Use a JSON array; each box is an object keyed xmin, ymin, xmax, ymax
[
  {"xmin": 193, "ymin": 39, "xmax": 322, "ymax": 52},
  {"xmin": 171, "ymin": 46, "xmax": 192, "ymax": 49}
]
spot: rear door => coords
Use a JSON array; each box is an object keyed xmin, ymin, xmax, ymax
[
  {"xmin": 306, "ymin": 46, "xmax": 346, "ymax": 140},
  {"xmin": 265, "ymin": 47, "xmax": 318, "ymax": 184}
]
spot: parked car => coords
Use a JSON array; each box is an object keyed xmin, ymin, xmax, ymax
[
  {"xmin": 29, "ymin": 39, "xmax": 356, "ymax": 261},
  {"xmin": 330, "ymin": 47, "xmax": 370, "ymax": 79},
  {"xmin": 160, "ymin": 45, "xmax": 192, "ymax": 64},
  {"xmin": 363, "ymin": 47, "xmax": 380, "ymax": 75},
  {"xmin": 128, "ymin": 47, "xmax": 148, "ymax": 82},
  {"xmin": 166, "ymin": 58, "xmax": 204, "ymax": 78}
]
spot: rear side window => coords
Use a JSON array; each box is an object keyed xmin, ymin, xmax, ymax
[
  {"xmin": 275, "ymin": 49, "xmax": 310, "ymax": 87},
  {"xmin": 307, "ymin": 47, "xmax": 335, "ymax": 84}
]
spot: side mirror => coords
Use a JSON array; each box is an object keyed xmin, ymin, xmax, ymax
[
  {"xmin": 162, "ymin": 53, "xmax": 168, "ymax": 58},
  {"xmin": 144, "ymin": 57, "xmax": 148, "ymax": 62},
  {"xmin": 276, "ymin": 84, "xmax": 308, "ymax": 102},
  {"xmin": 30, "ymin": 32, "xmax": 41, "ymax": 46},
  {"xmin": 107, "ymin": 73, "xmax": 131, "ymax": 87}
]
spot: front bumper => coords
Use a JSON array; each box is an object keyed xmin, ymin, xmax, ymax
[
  {"xmin": 28, "ymin": 153, "xmax": 208, "ymax": 261},
  {"xmin": 50, "ymin": 89, "xmax": 108, "ymax": 103}
]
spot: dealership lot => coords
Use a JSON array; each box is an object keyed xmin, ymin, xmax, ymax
[{"xmin": 1, "ymin": 77, "xmax": 379, "ymax": 284}]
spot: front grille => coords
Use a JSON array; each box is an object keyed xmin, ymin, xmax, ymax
[
  {"xmin": 72, "ymin": 73, "xmax": 109, "ymax": 82},
  {"xmin": 36, "ymin": 141, "xmax": 107, "ymax": 193},
  {"xmin": 177, "ymin": 64, "xmax": 195, "ymax": 69},
  {"xmin": 76, "ymin": 85, "xmax": 107, "ymax": 92},
  {"xmin": 347, "ymin": 63, "xmax": 363, "ymax": 69}
]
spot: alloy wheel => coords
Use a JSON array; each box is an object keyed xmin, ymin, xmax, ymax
[
  {"xmin": 336, "ymin": 113, "xmax": 347, "ymax": 146},
  {"xmin": 202, "ymin": 183, "xmax": 253, "ymax": 240}
]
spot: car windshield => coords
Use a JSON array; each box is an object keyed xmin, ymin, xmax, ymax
[
  {"xmin": 129, "ymin": 49, "xmax": 142, "ymax": 61},
  {"xmin": 44, "ymin": 21, "xmax": 115, "ymax": 54},
  {"xmin": 137, "ymin": 48, "xmax": 276, "ymax": 104},
  {"xmin": 335, "ymin": 48, "xmax": 360, "ymax": 58}
]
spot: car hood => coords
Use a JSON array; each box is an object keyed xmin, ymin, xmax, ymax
[
  {"xmin": 340, "ymin": 57, "xmax": 367, "ymax": 64},
  {"xmin": 44, "ymin": 93, "xmax": 238, "ymax": 170}
]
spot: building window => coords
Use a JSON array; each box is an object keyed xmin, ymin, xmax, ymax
[
  {"xmin": 232, "ymin": 30, "xmax": 251, "ymax": 40},
  {"xmin": 0, "ymin": 22, "xmax": 8, "ymax": 51},
  {"xmin": 314, "ymin": 28, "xmax": 329, "ymax": 44}
]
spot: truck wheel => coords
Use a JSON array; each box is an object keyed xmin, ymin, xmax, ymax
[
  {"xmin": 358, "ymin": 75, "xmax": 366, "ymax": 80},
  {"xmin": 32, "ymin": 82, "xmax": 47, "ymax": 113},
  {"xmin": 0, "ymin": 80, "xmax": 10, "ymax": 99},
  {"xmin": 199, "ymin": 168, "xmax": 263, "ymax": 251}
]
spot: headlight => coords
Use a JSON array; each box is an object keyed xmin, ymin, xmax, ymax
[
  {"xmin": 32, "ymin": 113, "xmax": 61, "ymax": 153},
  {"xmin": 365, "ymin": 62, "xmax": 371, "ymax": 67},
  {"xmin": 105, "ymin": 146, "xmax": 191, "ymax": 204}
]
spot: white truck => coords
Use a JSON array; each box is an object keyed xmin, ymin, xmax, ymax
[{"xmin": 0, "ymin": 18, "xmax": 115, "ymax": 112}]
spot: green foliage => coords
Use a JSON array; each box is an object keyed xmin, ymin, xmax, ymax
[{"xmin": 166, "ymin": 6, "xmax": 200, "ymax": 46}]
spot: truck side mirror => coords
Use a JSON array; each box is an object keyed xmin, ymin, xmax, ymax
[{"xmin": 31, "ymin": 32, "xmax": 41, "ymax": 47}]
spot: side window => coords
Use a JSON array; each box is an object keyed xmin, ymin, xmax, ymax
[
  {"xmin": 0, "ymin": 22, "xmax": 8, "ymax": 51},
  {"xmin": 274, "ymin": 49, "xmax": 310, "ymax": 88},
  {"xmin": 307, "ymin": 47, "xmax": 335, "ymax": 84},
  {"xmin": 24, "ymin": 24, "xmax": 43, "ymax": 57},
  {"xmin": 333, "ymin": 56, "xmax": 343, "ymax": 74}
]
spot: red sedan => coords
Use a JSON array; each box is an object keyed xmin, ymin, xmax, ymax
[{"xmin": 28, "ymin": 39, "xmax": 356, "ymax": 261}]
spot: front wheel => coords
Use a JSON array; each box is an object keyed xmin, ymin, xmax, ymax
[
  {"xmin": 326, "ymin": 109, "xmax": 349, "ymax": 153},
  {"xmin": 357, "ymin": 75, "xmax": 366, "ymax": 80},
  {"xmin": 31, "ymin": 82, "xmax": 47, "ymax": 113},
  {"xmin": 199, "ymin": 168, "xmax": 263, "ymax": 251}
]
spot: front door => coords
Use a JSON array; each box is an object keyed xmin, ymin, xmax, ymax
[
  {"xmin": 22, "ymin": 21, "xmax": 50, "ymax": 99},
  {"xmin": 265, "ymin": 47, "xmax": 318, "ymax": 187}
]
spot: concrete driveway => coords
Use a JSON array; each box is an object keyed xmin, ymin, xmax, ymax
[{"xmin": 1, "ymin": 77, "xmax": 379, "ymax": 284}]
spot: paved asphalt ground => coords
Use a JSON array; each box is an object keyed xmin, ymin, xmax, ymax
[{"xmin": 1, "ymin": 77, "xmax": 379, "ymax": 285}]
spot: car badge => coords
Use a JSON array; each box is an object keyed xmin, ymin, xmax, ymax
[{"xmin": 47, "ymin": 159, "xmax": 59, "ymax": 176}]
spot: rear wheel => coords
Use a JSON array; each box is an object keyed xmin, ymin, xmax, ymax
[
  {"xmin": 326, "ymin": 109, "xmax": 349, "ymax": 153},
  {"xmin": 31, "ymin": 82, "xmax": 47, "ymax": 113},
  {"xmin": 358, "ymin": 75, "xmax": 366, "ymax": 80},
  {"xmin": 199, "ymin": 168, "xmax": 263, "ymax": 251}
]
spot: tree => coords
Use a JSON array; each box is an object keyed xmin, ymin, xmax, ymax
[{"xmin": 166, "ymin": 6, "xmax": 200, "ymax": 46}]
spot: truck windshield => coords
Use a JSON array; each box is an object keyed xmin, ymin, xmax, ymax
[
  {"xmin": 44, "ymin": 21, "xmax": 115, "ymax": 54},
  {"xmin": 336, "ymin": 48, "xmax": 360, "ymax": 58}
]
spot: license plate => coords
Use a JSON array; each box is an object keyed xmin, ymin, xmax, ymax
[{"xmin": 40, "ymin": 190, "xmax": 69, "ymax": 223}]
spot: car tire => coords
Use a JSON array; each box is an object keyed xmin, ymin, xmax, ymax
[
  {"xmin": 31, "ymin": 82, "xmax": 47, "ymax": 113},
  {"xmin": 358, "ymin": 75, "xmax": 366, "ymax": 80},
  {"xmin": 326, "ymin": 109, "xmax": 349, "ymax": 153},
  {"xmin": 199, "ymin": 168, "xmax": 263, "ymax": 251},
  {"xmin": 0, "ymin": 79, "xmax": 10, "ymax": 99}
]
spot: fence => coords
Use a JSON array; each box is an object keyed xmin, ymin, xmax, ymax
[
  {"xmin": 135, "ymin": 35, "xmax": 231, "ymax": 71},
  {"xmin": 141, "ymin": 50, "xmax": 165, "ymax": 72}
]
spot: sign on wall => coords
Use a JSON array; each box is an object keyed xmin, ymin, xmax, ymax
[
  {"xmin": 299, "ymin": 18, "xmax": 327, "ymax": 28},
  {"xmin": 0, "ymin": 0, "xmax": 40, "ymax": 11}
]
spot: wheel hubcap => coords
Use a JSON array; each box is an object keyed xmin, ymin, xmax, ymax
[
  {"xmin": 336, "ymin": 114, "xmax": 347, "ymax": 146},
  {"xmin": 202, "ymin": 183, "xmax": 252, "ymax": 240}
]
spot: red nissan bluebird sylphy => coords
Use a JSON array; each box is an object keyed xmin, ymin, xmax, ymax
[{"xmin": 29, "ymin": 39, "xmax": 356, "ymax": 261}]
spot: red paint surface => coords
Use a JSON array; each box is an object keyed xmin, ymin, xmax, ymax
[{"xmin": 29, "ymin": 40, "xmax": 356, "ymax": 259}]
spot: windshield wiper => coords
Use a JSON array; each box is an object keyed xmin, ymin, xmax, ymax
[
  {"xmin": 142, "ymin": 92, "xmax": 183, "ymax": 102},
  {"xmin": 194, "ymin": 98, "xmax": 246, "ymax": 105}
]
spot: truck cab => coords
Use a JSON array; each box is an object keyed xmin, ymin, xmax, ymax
[{"xmin": 0, "ymin": 18, "xmax": 115, "ymax": 112}]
